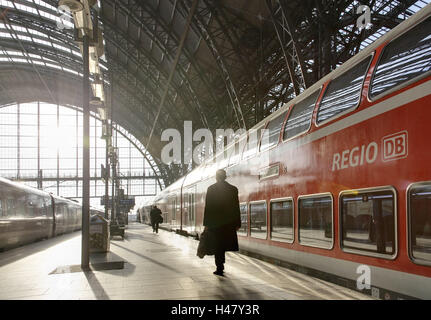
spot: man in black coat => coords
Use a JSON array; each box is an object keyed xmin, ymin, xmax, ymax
[
  {"xmin": 150, "ymin": 205, "xmax": 162, "ymax": 233},
  {"xmin": 203, "ymin": 169, "xmax": 241, "ymax": 276}
]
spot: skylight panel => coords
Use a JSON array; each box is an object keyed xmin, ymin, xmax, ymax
[
  {"xmin": 11, "ymin": 57, "xmax": 28, "ymax": 63},
  {"xmin": 34, "ymin": 0, "xmax": 56, "ymax": 11},
  {"xmin": 33, "ymin": 38, "xmax": 51, "ymax": 46},
  {"xmin": 42, "ymin": 56, "xmax": 56, "ymax": 63},
  {"xmin": 0, "ymin": 0, "xmax": 14, "ymax": 9},
  {"xmin": 63, "ymin": 68, "xmax": 78, "ymax": 76},
  {"xmin": 28, "ymin": 29, "xmax": 48, "ymax": 38},
  {"xmin": 46, "ymin": 63, "xmax": 62, "ymax": 70},
  {"xmin": 0, "ymin": 32, "xmax": 12, "ymax": 39},
  {"xmin": 28, "ymin": 53, "xmax": 42, "ymax": 59},
  {"xmin": 15, "ymin": 3, "xmax": 38, "ymax": 15},
  {"xmin": 408, "ymin": 1, "xmax": 429, "ymax": 13},
  {"xmin": 32, "ymin": 60, "xmax": 45, "ymax": 66},
  {"xmin": 7, "ymin": 50, "xmax": 24, "ymax": 56},
  {"xmin": 12, "ymin": 25, "xmax": 27, "ymax": 33},
  {"xmin": 17, "ymin": 34, "xmax": 32, "ymax": 42},
  {"xmin": 360, "ymin": 26, "xmax": 390, "ymax": 51},
  {"xmin": 53, "ymin": 43, "xmax": 71, "ymax": 53}
]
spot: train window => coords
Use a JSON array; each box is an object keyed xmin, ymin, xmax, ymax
[
  {"xmin": 408, "ymin": 182, "xmax": 431, "ymax": 265},
  {"xmin": 270, "ymin": 198, "xmax": 294, "ymax": 243},
  {"xmin": 283, "ymin": 90, "xmax": 320, "ymax": 141},
  {"xmin": 242, "ymin": 126, "xmax": 264, "ymax": 160},
  {"xmin": 228, "ymin": 138, "xmax": 245, "ymax": 167},
  {"xmin": 317, "ymin": 56, "xmax": 372, "ymax": 125},
  {"xmin": 26, "ymin": 195, "xmax": 36, "ymax": 217},
  {"xmin": 370, "ymin": 16, "xmax": 431, "ymax": 99},
  {"xmin": 260, "ymin": 112, "xmax": 287, "ymax": 152},
  {"xmin": 7, "ymin": 199, "xmax": 16, "ymax": 217},
  {"xmin": 218, "ymin": 145, "xmax": 233, "ymax": 169},
  {"xmin": 238, "ymin": 203, "xmax": 248, "ymax": 236},
  {"xmin": 43, "ymin": 199, "xmax": 50, "ymax": 216},
  {"xmin": 250, "ymin": 201, "xmax": 267, "ymax": 239},
  {"xmin": 340, "ymin": 188, "xmax": 396, "ymax": 258},
  {"xmin": 298, "ymin": 194, "xmax": 333, "ymax": 249},
  {"xmin": 0, "ymin": 200, "xmax": 3, "ymax": 217}
]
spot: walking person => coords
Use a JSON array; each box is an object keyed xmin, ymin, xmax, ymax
[
  {"xmin": 150, "ymin": 205, "xmax": 163, "ymax": 233},
  {"xmin": 203, "ymin": 169, "xmax": 241, "ymax": 276}
]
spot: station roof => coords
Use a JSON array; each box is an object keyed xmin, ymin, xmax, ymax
[{"xmin": 0, "ymin": 0, "xmax": 429, "ymax": 184}]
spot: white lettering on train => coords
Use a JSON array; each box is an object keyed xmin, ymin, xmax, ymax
[
  {"xmin": 332, "ymin": 131, "xmax": 408, "ymax": 171},
  {"xmin": 332, "ymin": 142, "xmax": 378, "ymax": 171},
  {"xmin": 382, "ymin": 131, "xmax": 408, "ymax": 161}
]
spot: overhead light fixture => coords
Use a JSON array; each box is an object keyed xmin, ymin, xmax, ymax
[
  {"xmin": 97, "ymin": 104, "xmax": 108, "ymax": 121},
  {"xmin": 101, "ymin": 121, "xmax": 111, "ymax": 138},
  {"xmin": 72, "ymin": 0, "xmax": 93, "ymax": 34},
  {"xmin": 95, "ymin": 28, "xmax": 104, "ymax": 58},
  {"xmin": 90, "ymin": 96, "xmax": 103, "ymax": 107},
  {"xmin": 91, "ymin": 76, "xmax": 105, "ymax": 101},
  {"xmin": 58, "ymin": 0, "xmax": 84, "ymax": 13},
  {"xmin": 79, "ymin": 43, "xmax": 100, "ymax": 74},
  {"xmin": 89, "ymin": 46, "xmax": 101, "ymax": 74}
]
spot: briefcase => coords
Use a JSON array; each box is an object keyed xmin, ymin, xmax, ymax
[{"xmin": 196, "ymin": 229, "xmax": 216, "ymax": 258}]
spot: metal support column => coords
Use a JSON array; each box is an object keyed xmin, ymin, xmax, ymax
[
  {"xmin": 82, "ymin": 34, "xmax": 90, "ymax": 270},
  {"xmin": 105, "ymin": 132, "xmax": 109, "ymax": 220},
  {"xmin": 111, "ymin": 122, "xmax": 116, "ymax": 223},
  {"xmin": 37, "ymin": 102, "xmax": 41, "ymax": 189}
]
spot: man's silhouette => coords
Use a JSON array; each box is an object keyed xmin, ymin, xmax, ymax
[
  {"xmin": 203, "ymin": 169, "xmax": 241, "ymax": 276},
  {"xmin": 150, "ymin": 205, "xmax": 162, "ymax": 233}
]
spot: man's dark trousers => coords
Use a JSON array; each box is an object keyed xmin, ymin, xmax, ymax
[
  {"xmin": 152, "ymin": 222, "xmax": 159, "ymax": 233},
  {"xmin": 215, "ymin": 250, "xmax": 225, "ymax": 271}
]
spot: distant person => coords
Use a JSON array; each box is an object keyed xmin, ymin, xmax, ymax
[
  {"xmin": 203, "ymin": 169, "xmax": 241, "ymax": 276},
  {"xmin": 150, "ymin": 205, "xmax": 163, "ymax": 233}
]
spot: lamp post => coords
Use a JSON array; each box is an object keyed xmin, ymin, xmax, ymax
[
  {"xmin": 82, "ymin": 32, "xmax": 90, "ymax": 270},
  {"xmin": 60, "ymin": 0, "xmax": 94, "ymax": 270}
]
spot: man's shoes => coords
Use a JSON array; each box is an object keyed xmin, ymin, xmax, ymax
[{"xmin": 213, "ymin": 269, "xmax": 224, "ymax": 276}]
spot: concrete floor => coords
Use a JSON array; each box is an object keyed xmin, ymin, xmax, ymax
[{"xmin": 0, "ymin": 223, "xmax": 373, "ymax": 300}]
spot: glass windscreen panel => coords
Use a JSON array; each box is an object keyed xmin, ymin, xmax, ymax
[
  {"xmin": 250, "ymin": 202, "xmax": 267, "ymax": 239},
  {"xmin": 298, "ymin": 195, "xmax": 333, "ymax": 248},
  {"xmin": 238, "ymin": 203, "xmax": 248, "ymax": 236},
  {"xmin": 283, "ymin": 90, "xmax": 320, "ymax": 140},
  {"xmin": 260, "ymin": 112, "xmax": 287, "ymax": 152},
  {"xmin": 270, "ymin": 199, "xmax": 294, "ymax": 242},
  {"xmin": 340, "ymin": 189, "xmax": 396, "ymax": 256},
  {"xmin": 370, "ymin": 16, "xmax": 431, "ymax": 98},
  {"xmin": 409, "ymin": 184, "xmax": 431, "ymax": 264},
  {"xmin": 317, "ymin": 56, "xmax": 372, "ymax": 124}
]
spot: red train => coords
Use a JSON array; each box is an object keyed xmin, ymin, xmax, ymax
[{"xmin": 143, "ymin": 4, "xmax": 431, "ymax": 299}]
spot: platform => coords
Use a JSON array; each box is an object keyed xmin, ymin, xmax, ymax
[{"xmin": 0, "ymin": 223, "xmax": 373, "ymax": 300}]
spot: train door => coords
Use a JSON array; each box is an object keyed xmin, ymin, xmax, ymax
[
  {"xmin": 170, "ymin": 195, "xmax": 177, "ymax": 229},
  {"xmin": 0, "ymin": 195, "xmax": 7, "ymax": 247},
  {"xmin": 183, "ymin": 191, "xmax": 189, "ymax": 231},
  {"xmin": 186, "ymin": 186, "xmax": 196, "ymax": 233}
]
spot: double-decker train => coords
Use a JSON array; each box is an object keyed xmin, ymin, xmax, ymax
[
  {"xmin": 0, "ymin": 177, "xmax": 102, "ymax": 251},
  {"xmin": 141, "ymin": 4, "xmax": 431, "ymax": 299}
]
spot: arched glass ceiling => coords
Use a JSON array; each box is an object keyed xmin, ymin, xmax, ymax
[
  {"xmin": 0, "ymin": 1, "xmax": 163, "ymax": 191},
  {"xmin": 0, "ymin": 1, "xmax": 108, "ymax": 76}
]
